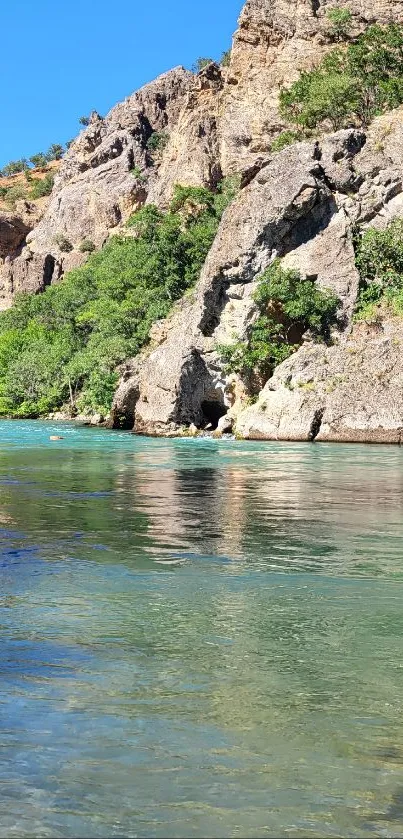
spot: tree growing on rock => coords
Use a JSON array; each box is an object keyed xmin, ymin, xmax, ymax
[
  {"xmin": 326, "ymin": 7, "xmax": 353, "ymax": 41},
  {"xmin": 280, "ymin": 23, "xmax": 403, "ymax": 130},
  {"xmin": 29, "ymin": 153, "xmax": 49, "ymax": 169},
  {"xmin": 217, "ymin": 260, "xmax": 339, "ymax": 392},
  {"xmin": 192, "ymin": 57, "xmax": 214, "ymax": 73}
]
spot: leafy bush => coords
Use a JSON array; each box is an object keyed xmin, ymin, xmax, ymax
[
  {"xmin": 1, "ymin": 159, "xmax": 30, "ymax": 176},
  {"xmin": 270, "ymin": 130, "xmax": 302, "ymax": 152},
  {"xmin": 217, "ymin": 259, "xmax": 339, "ymax": 390},
  {"xmin": 3, "ymin": 184, "xmax": 28, "ymax": 206},
  {"xmin": 79, "ymin": 115, "xmax": 90, "ymax": 126},
  {"xmin": 146, "ymin": 132, "xmax": 169, "ymax": 154},
  {"xmin": 0, "ymin": 183, "xmax": 236, "ymax": 418},
  {"xmin": 280, "ymin": 23, "xmax": 403, "ymax": 130},
  {"xmin": 54, "ymin": 234, "xmax": 73, "ymax": 253},
  {"xmin": 193, "ymin": 57, "xmax": 214, "ymax": 73},
  {"xmin": 47, "ymin": 143, "xmax": 64, "ymax": 161},
  {"xmin": 29, "ymin": 153, "xmax": 48, "ymax": 169},
  {"xmin": 354, "ymin": 220, "xmax": 403, "ymax": 319},
  {"xmin": 29, "ymin": 174, "xmax": 54, "ymax": 199},
  {"xmin": 213, "ymin": 174, "xmax": 241, "ymax": 216},
  {"xmin": 130, "ymin": 165, "xmax": 146, "ymax": 182},
  {"xmin": 326, "ymin": 7, "xmax": 353, "ymax": 40},
  {"xmin": 79, "ymin": 239, "xmax": 96, "ymax": 253},
  {"xmin": 221, "ymin": 49, "xmax": 231, "ymax": 67}
]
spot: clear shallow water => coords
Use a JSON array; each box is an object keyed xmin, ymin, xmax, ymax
[{"xmin": 1, "ymin": 422, "xmax": 403, "ymax": 837}]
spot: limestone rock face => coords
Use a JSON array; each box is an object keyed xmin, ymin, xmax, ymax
[
  {"xmin": 220, "ymin": 0, "xmax": 403, "ymax": 172},
  {"xmin": 0, "ymin": 213, "xmax": 30, "ymax": 261},
  {"xmin": 3, "ymin": 0, "xmax": 403, "ymax": 441},
  {"xmin": 111, "ymin": 129, "xmax": 365, "ymax": 432},
  {"xmin": 112, "ymin": 109, "xmax": 403, "ymax": 437},
  {"xmin": 235, "ymin": 320, "xmax": 403, "ymax": 443},
  {"xmin": 0, "ymin": 69, "xmax": 194, "ymax": 300},
  {"xmin": 3, "ymin": 0, "xmax": 403, "ymax": 305}
]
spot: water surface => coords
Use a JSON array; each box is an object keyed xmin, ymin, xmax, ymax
[{"xmin": 0, "ymin": 420, "xmax": 403, "ymax": 837}]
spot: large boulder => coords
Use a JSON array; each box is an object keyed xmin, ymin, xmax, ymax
[{"xmin": 235, "ymin": 319, "xmax": 403, "ymax": 443}]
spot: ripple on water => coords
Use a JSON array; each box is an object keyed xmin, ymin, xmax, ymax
[{"xmin": 0, "ymin": 421, "xmax": 403, "ymax": 835}]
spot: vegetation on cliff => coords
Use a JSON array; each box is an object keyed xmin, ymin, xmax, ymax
[
  {"xmin": 280, "ymin": 23, "xmax": 403, "ymax": 130},
  {"xmin": 0, "ymin": 182, "xmax": 238, "ymax": 418},
  {"xmin": 0, "ymin": 145, "xmax": 65, "ymax": 178},
  {"xmin": 217, "ymin": 260, "xmax": 339, "ymax": 392},
  {"xmin": 354, "ymin": 220, "xmax": 403, "ymax": 320}
]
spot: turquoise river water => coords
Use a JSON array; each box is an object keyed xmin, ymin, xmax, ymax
[{"xmin": 1, "ymin": 420, "xmax": 403, "ymax": 837}]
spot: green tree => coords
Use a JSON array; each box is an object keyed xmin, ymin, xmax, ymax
[
  {"xmin": 0, "ymin": 182, "xmax": 237, "ymax": 418},
  {"xmin": 2, "ymin": 159, "xmax": 30, "ymax": 176},
  {"xmin": 192, "ymin": 57, "xmax": 214, "ymax": 73},
  {"xmin": 280, "ymin": 23, "xmax": 403, "ymax": 130},
  {"xmin": 29, "ymin": 153, "xmax": 48, "ymax": 169},
  {"xmin": 217, "ymin": 259, "xmax": 338, "ymax": 390},
  {"xmin": 354, "ymin": 220, "xmax": 403, "ymax": 319},
  {"xmin": 79, "ymin": 115, "xmax": 90, "ymax": 126},
  {"xmin": 326, "ymin": 7, "xmax": 353, "ymax": 40},
  {"xmin": 47, "ymin": 144, "xmax": 64, "ymax": 161}
]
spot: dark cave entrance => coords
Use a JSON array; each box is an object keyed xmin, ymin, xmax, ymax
[{"xmin": 201, "ymin": 400, "xmax": 227, "ymax": 430}]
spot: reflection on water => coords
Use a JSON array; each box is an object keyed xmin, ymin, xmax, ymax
[{"xmin": 1, "ymin": 421, "xmax": 403, "ymax": 836}]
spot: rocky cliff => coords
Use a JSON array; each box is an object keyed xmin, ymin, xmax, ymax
[
  {"xmin": 4, "ymin": 0, "xmax": 400, "ymax": 303},
  {"xmin": 3, "ymin": 0, "xmax": 403, "ymax": 441}
]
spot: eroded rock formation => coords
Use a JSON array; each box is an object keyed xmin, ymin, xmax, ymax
[
  {"xmin": 5, "ymin": 0, "xmax": 402, "ymax": 303},
  {"xmin": 3, "ymin": 0, "xmax": 403, "ymax": 441},
  {"xmin": 111, "ymin": 111, "xmax": 403, "ymax": 438},
  {"xmin": 235, "ymin": 319, "xmax": 403, "ymax": 443}
]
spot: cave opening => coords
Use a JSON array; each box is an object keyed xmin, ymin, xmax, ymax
[
  {"xmin": 201, "ymin": 400, "xmax": 227, "ymax": 430},
  {"xmin": 110, "ymin": 410, "xmax": 135, "ymax": 430}
]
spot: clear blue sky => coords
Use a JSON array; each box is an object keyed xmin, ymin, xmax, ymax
[{"xmin": 0, "ymin": 0, "xmax": 243, "ymax": 169}]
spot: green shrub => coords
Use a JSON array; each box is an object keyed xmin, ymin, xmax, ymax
[
  {"xmin": 213, "ymin": 174, "xmax": 241, "ymax": 216},
  {"xmin": 146, "ymin": 132, "xmax": 169, "ymax": 154},
  {"xmin": 79, "ymin": 115, "xmax": 90, "ymax": 126},
  {"xmin": 29, "ymin": 174, "xmax": 54, "ymax": 199},
  {"xmin": 54, "ymin": 234, "xmax": 73, "ymax": 252},
  {"xmin": 221, "ymin": 49, "xmax": 231, "ymax": 67},
  {"xmin": 326, "ymin": 7, "xmax": 353, "ymax": 40},
  {"xmin": 0, "ymin": 181, "xmax": 237, "ymax": 418},
  {"xmin": 130, "ymin": 165, "xmax": 146, "ymax": 182},
  {"xmin": 280, "ymin": 23, "xmax": 403, "ymax": 130},
  {"xmin": 193, "ymin": 57, "xmax": 213, "ymax": 73},
  {"xmin": 79, "ymin": 239, "xmax": 96, "ymax": 253},
  {"xmin": 217, "ymin": 259, "xmax": 339, "ymax": 390},
  {"xmin": 354, "ymin": 220, "xmax": 403, "ymax": 320},
  {"xmin": 4, "ymin": 184, "xmax": 28, "ymax": 206},
  {"xmin": 2, "ymin": 159, "xmax": 30, "ymax": 176},
  {"xmin": 270, "ymin": 130, "xmax": 302, "ymax": 152}
]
